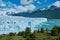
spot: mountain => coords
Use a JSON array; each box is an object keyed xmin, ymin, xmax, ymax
[{"xmin": 6, "ymin": 6, "xmax": 60, "ymax": 19}]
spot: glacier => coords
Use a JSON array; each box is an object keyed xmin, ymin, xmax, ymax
[{"xmin": 0, "ymin": 16, "xmax": 47, "ymax": 34}]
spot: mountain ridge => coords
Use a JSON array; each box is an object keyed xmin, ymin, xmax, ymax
[{"xmin": 7, "ymin": 6, "xmax": 60, "ymax": 19}]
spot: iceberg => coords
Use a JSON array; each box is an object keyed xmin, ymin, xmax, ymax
[{"xmin": 0, "ymin": 16, "xmax": 47, "ymax": 34}]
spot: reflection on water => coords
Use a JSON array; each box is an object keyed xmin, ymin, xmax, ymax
[{"xmin": 0, "ymin": 16, "xmax": 60, "ymax": 34}]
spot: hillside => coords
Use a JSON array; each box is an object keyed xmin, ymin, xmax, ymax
[{"xmin": 7, "ymin": 6, "xmax": 60, "ymax": 19}]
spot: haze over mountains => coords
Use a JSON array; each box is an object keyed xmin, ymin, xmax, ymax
[{"xmin": 7, "ymin": 5, "xmax": 60, "ymax": 19}]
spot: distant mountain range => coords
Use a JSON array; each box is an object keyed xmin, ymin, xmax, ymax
[{"xmin": 7, "ymin": 6, "xmax": 60, "ymax": 19}]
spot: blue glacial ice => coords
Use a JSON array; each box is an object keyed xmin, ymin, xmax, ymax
[{"xmin": 0, "ymin": 16, "xmax": 47, "ymax": 34}]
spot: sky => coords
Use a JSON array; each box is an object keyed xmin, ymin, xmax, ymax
[{"xmin": 0, "ymin": 0, "xmax": 60, "ymax": 15}]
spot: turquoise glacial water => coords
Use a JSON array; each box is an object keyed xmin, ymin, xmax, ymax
[{"xmin": 35, "ymin": 19, "xmax": 60, "ymax": 30}]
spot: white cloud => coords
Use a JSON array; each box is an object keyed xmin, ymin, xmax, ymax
[
  {"xmin": 44, "ymin": 0, "xmax": 47, "ymax": 2},
  {"xmin": 20, "ymin": 0, "xmax": 33, "ymax": 5},
  {"xmin": 34, "ymin": 0, "xmax": 37, "ymax": 1},
  {"xmin": 0, "ymin": 4, "xmax": 36, "ymax": 15},
  {"xmin": 0, "ymin": 0, "xmax": 6, "ymax": 6},
  {"xmin": 40, "ymin": 8, "xmax": 46, "ymax": 10},
  {"xmin": 37, "ymin": 1, "xmax": 41, "ymax": 4},
  {"xmin": 5, "ymin": 8, "xmax": 17, "ymax": 13},
  {"xmin": 16, "ymin": 6, "xmax": 28, "ymax": 12},
  {"xmin": 14, "ymin": 4, "xmax": 35, "ymax": 13},
  {"xmin": 0, "ymin": 0, "xmax": 36, "ymax": 16},
  {"xmin": 53, "ymin": 1, "xmax": 60, "ymax": 8},
  {"xmin": 0, "ymin": 8, "xmax": 17, "ymax": 16},
  {"xmin": 24, "ymin": 4, "xmax": 36, "ymax": 11},
  {"xmin": 0, "ymin": 11, "xmax": 6, "ymax": 16}
]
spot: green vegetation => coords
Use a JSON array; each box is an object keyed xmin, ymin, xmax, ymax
[
  {"xmin": 0, "ymin": 26, "xmax": 60, "ymax": 40},
  {"xmin": 9, "ymin": 32, "xmax": 16, "ymax": 36},
  {"xmin": 25, "ymin": 27, "xmax": 31, "ymax": 38},
  {"xmin": 40, "ymin": 27, "xmax": 45, "ymax": 33}
]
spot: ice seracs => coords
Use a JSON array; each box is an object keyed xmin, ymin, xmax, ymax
[{"xmin": 0, "ymin": 16, "xmax": 47, "ymax": 34}]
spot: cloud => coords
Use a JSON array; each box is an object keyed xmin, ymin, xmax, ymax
[
  {"xmin": 20, "ymin": 0, "xmax": 33, "ymax": 5},
  {"xmin": 34, "ymin": 0, "xmax": 37, "ymax": 1},
  {"xmin": 0, "ymin": 8, "xmax": 17, "ymax": 16},
  {"xmin": 0, "ymin": 11, "xmax": 6, "ymax": 16},
  {"xmin": 7, "ymin": 4, "xmax": 36, "ymax": 13},
  {"xmin": 53, "ymin": 1, "xmax": 60, "ymax": 8},
  {"xmin": 12, "ymin": 4, "xmax": 35, "ymax": 13},
  {"xmin": 44, "ymin": 0, "xmax": 47, "ymax": 2},
  {"xmin": 0, "ymin": 4, "xmax": 35, "ymax": 16},
  {"xmin": 5, "ymin": 8, "xmax": 17, "ymax": 13},
  {"xmin": 0, "ymin": 0, "xmax": 6, "ymax": 7},
  {"xmin": 37, "ymin": 1, "xmax": 41, "ymax": 4},
  {"xmin": 16, "ymin": 6, "xmax": 28, "ymax": 12},
  {"xmin": 0, "ymin": 0, "xmax": 36, "ymax": 16},
  {"xmin": 24, "ymin": 4, "xmax": 36, "ymax": 11},
  {"xmin": 40, "ymin": 8, "xmax": 46, "ymax": 10}
]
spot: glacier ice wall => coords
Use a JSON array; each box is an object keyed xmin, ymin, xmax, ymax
[{"xmin": 0, "ymin": 16, "xmax": 47, "ymax": 34}]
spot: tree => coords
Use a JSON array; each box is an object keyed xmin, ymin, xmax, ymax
[
  {"xmin": 40, "ymin": 27, "xmax": 44, "ymax": 33},
  {"xmin": 25, "ymin": 27, "xmax": 31, "ymax": 38},
  {"xmin": 46, "ymin": 28, "xmax": 48, "ymax": 32},
  {"xmin": 51, "ymin": 26, "xmax": 60, "ymax": 36},
  {"xmin": 26, "ymin": 33, "xmax": 36, "ymax": 40},
  {"xmin": 17, "ymin": 31, "xmax": 25, "ymax": 37},
  {"xmin": 17, "ymin": 32, "xmax": 21, "ymax": 36},
  {"xmin": 38, "ymin": 29, "xmax": 40, "ymax": 33},
  {"xmin": 56, "ymin": 36, "xmax": 60, "ymax": 40},
  {"xmin": 9, "ymin": 32, "xmax": 16, "ymax": 36}
]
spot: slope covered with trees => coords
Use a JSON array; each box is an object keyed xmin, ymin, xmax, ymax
[{"xmin": 7, "ymin": 6, "xmax": 60, "ymax": 19}]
